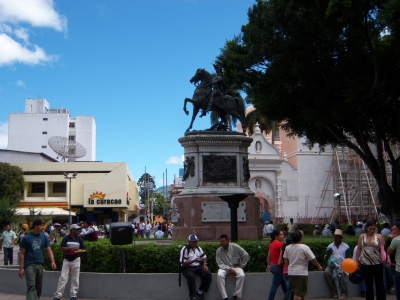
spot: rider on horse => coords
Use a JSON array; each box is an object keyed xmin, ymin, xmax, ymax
[{"xmin": 200, "ymin": 62, "xmax": 226, "ymax": 117}]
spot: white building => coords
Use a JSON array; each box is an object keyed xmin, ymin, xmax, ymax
[
  {"xmin": 248, "ymin": 123, "xmax": 335, "ymax": 224},
  {"xmin": 8, "ymin": 98, "xmax": 96, "ymax": 161}
]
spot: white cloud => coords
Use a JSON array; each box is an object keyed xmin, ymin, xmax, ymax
[
  {"xmin": 166, "ymin": 155, "xmax": 184, "ymax": 165},
  {"xmin": 0, "ymin": 33, "xmax": 58, "ymax": 66},
  {"xmin": 0, "ymin": 122, "xmax": 8, "ymax": 149},
  {"xmin": 0, "ymin": 0, "xmax": 66, "ymax": 67},
  {"xmin": 16, "ymin": 79, "xmax": 26, "ymax": 88},
  {"xmin": 0, "ymin": 0, "xmax": 67, "ymax": 31}
]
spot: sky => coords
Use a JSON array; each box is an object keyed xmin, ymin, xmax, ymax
[{"xmin": 0, "ymin": 0, "xmax": 255, "ymax": 187}]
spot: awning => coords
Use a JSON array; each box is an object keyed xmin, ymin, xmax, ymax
[{"xmin": 16, "ymin": 208, "xmax": 76, "ymax": 216}]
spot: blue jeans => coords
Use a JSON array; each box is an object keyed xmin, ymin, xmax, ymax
[
  {"xmin": 359, "ymin": 279, "xmax": 366, "ymax": 292},
  {"xmin": 394, "ymin": 271, "xmax": 400, "ymax": 300},
  {"xmin": 146, "ymin": 231, "xmax": 150, "ymax": 238},
  {"xmin": 383, "ymin": 264, "xmax": 394, "ymax": 290},
  {"xmin": 268, "ymin": 264, "xmax": 287, "ymax": 300},
  {"xmin": 3, "ymin": 247, "xmax": 13, "ymax": 265}
]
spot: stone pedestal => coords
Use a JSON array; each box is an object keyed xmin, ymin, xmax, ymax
[{"xmin": 172, "ymin": 132, "xmax": 263, "ymax": 241}]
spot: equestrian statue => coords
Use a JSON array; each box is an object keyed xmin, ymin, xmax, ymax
[{"xmin": 183, "ymin": 63, "xmax": 247, "ymax": 133}]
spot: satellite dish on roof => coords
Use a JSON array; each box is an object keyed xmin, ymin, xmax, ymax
[{"xmin": 48, "ymin": 136, "xmax": 87, "ymax": 162}]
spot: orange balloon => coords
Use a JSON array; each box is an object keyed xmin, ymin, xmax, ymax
[{"xmin": 341, "ymin": 258, "xmax": 358, "ymax": 274}]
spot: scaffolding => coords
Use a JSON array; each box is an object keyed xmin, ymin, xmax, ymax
[{"xmin": 314, "ymin": 146, "xmax": 381, "ymax": 223}]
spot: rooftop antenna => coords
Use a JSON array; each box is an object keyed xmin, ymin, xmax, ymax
[{"xmin": 48, "ymin": 136, "xmax": 86, "ymax": 162}]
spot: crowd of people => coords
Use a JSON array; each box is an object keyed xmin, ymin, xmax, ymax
[
  {"xmin": 131, "ymin": 221, "xmax": 173, "ymax": 238},
  {"xmin": 260, "ymin": 218, "xmax": 400, "ymax": 300},
  {"xmin": 3, "ymin": 216, "xmax": 400, "ymax": 300}
]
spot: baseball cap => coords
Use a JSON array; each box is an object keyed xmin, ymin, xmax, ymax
[
  {"xmin": 70, "ymin": 224, "xmax": 81, "ymax": 230},
  {"xmin": 188, "ymin": 234, "xmax": 199, "ymax": 242},
  {"xmin": 31, "ymin": 219, "xmax": 44, "ymax": 229}
]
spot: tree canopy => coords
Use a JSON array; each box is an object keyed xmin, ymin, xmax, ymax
[
  {"xmin": 0, "ymin": 162, "xmax": 25, "ymax": 205},
  {"xmin": 152, "ymin": 192, "xmax": 170, "ymax": 219},
  {"xmin": 217, "ymin": 0, "xmax": 400, "ymax": 214},
  {"xmin": 137, "ymin": 173, "xmax": 156, "ymax": 206}
]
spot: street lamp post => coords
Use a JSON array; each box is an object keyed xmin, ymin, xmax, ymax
[{"xmin": 64, "ymin": 172, "xmax": 78, "ymax": 225}]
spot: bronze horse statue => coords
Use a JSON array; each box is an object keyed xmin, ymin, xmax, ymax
[{"xmin": 183, "ymin": 68, "xmax": 246, "ymax": 132}]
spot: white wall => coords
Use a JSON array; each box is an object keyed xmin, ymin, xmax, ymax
[
  {"xmin": 8, "ymin": 113, "xmax": 69, "ymax": 158},
  {"xmin": 8, "ymin": 99, "xmax": 96, "ymax": 161},
  {"xmin": 75, "ymin": 116, "xmax": 96, "ymax": 161}
]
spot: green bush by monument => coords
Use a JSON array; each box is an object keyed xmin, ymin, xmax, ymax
[{"xmin": 44, "ymin": 237, "xmax": 359, "ymax": 273}]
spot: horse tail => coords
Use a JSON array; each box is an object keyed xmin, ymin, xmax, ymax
[{"xmin": 235, "ymin": 97, "xmax": 246, "ymax": 130}]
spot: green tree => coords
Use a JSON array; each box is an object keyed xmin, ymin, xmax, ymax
[
  {"xmin": 217, "ymin": 0, "xmax": 400, "ymax": 215},
  {"xmin": 0, "ymin": 198, "xmax": 20, "ymax": 230},
  {"xmin": 152, "ymin": 193, "xmax": 170, "ymax": 219},
  {"xmin": 137, "ymin": 173, "xmax": 156, "ymax": 206},
  {"xmin": 0, "ymin": 162, "xmax": 25, "ymax": 205}
]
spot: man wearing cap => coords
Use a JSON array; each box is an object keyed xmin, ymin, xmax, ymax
[
  {"xmin": 216, "ymin": 234, "xmax": 249, "ymax": 300},
  {"xmin": 324, "ymin": 229, "xmax": 351, "ymax": 300},
  {"xmin": 19, "ymin": 219, "xmax": 57, "ymax": 300},
  {"xmin": 53, "ymin": 224, "xmax": 85, "ymax": 300},
  {"xmin": 179, "ymin": 234, "xmax": 212, "ymax": 300}
]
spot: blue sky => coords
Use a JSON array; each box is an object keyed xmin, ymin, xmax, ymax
[{"xmin": 0, "ymin": 0, "xmax": 254, "ymax": 186}]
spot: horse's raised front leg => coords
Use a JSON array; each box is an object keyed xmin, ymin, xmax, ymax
[{"xmin": 183, "ymin": 97, "xmax": 192, "ymax": 115}]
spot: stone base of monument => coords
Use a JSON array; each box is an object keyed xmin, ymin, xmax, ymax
[
  {"xmin": 172, "ymin": 132, "xmax": 263, "ymax": 241},
  {"xmin": 172, "ymin": 194, "xmax": 262, "ymax": 241}
]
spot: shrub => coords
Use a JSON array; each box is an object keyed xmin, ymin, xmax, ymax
[{"xmin": 44, "ymin": 236, "xmax": 359, "ymax": 273}]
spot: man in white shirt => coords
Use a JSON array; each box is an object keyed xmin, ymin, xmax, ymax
[
  {"xmin": 287, "ymin": 218, "xmax": 297, "ymax": 233},
  {"xmin": 323, "ymin": 229, "xmax": 351, "ymax": 299},
  {"xmin": 139, "ymin": 221, "xmax": 145, "ymax": 238},
  {"xmin": 145, "ymin": 221, "xmax": 152, "ymax": 238},
  {"xmin": 266, "ymin": 221, "xmax": 275, "ymax": 240},
  {"xmin": 155, "ymin": 229, "xmax": 164, "ymax": 239},
  {"xmin": 216, "ymin": 234, "xmax": 249, "ymax": 300},
  {"xmin": 180, "ymin": 234, "xmax": 212, "ymax": 300}
]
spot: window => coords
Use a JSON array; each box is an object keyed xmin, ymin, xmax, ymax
[
  {"xmin": 69, "ymin": 135, "xmax": 75, "ymax": 141},
  {"xmin": 42, "ymin": 131, "xmax": 47, "ymax": 134},
  {"xmin": 69, "ymin": 122, "xmax": 75, "ymax": 128},
  {"xmin": 43, "ymin": 118, "xmax": 48, "ymax": 121},
  {"xmin": 52, "ymin": 182, "xmax": 66, "ymax": 193},
  {"xmin": 42, "ymin": 145, "xmax": 47, "ymax": 148},
  {"xmin": 31, "ymin": 183, "xmax": 45, "ymax": 193}
]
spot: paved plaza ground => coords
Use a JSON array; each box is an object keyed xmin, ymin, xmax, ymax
[
  {"xmin": 0, "ymin": 240, "xmax": 397, "ymax": 299},
  {"xmin": 0, "ymin": 292, "xmax": 396, "ymax": 300}
]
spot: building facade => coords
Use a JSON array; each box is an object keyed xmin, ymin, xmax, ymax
[
  {"xmin": 8, "ymin": 98, "xmax": 96, "ymax": 161},
  {"xmin": 0, "ymin": 151, "xmax": 139, "ymax": 225}
]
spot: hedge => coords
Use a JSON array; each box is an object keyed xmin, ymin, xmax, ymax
[{"xmin": 44, "ymin": 236, "xmax": 360, "ymax": 273}]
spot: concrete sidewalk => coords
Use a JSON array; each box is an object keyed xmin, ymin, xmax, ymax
[{"xmin": 0, "ymin": 293, "xmax": 396, "ymax": 300}]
